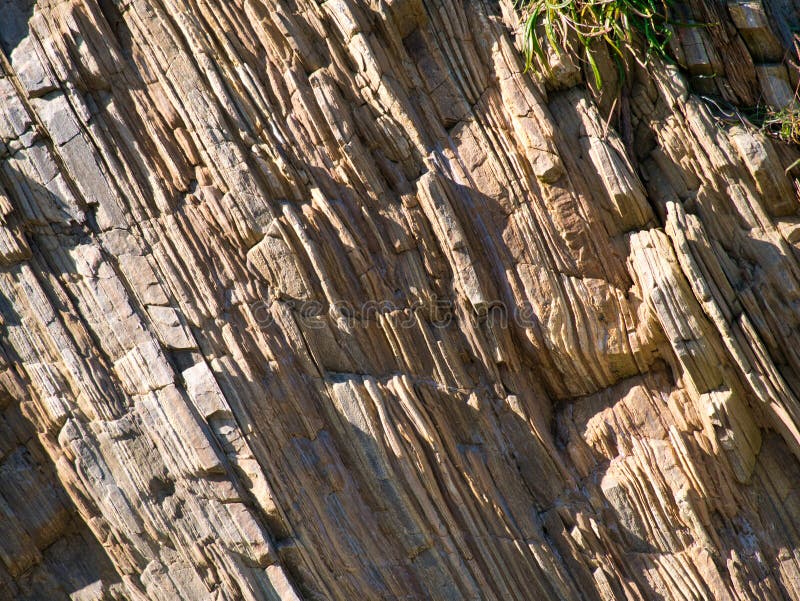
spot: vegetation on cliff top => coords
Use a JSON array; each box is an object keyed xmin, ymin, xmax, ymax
[{"xmin": 516, "ymin": 0, "xmax": 673, "ymax": 86}]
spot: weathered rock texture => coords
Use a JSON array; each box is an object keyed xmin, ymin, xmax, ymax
[{"xmin": 2, "ymin": 0, "xmax": 800, "ymax": 598}]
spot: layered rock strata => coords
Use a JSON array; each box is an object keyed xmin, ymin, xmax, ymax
[{"xmin": 1, "ymin": 0, "xmax": 800, "ymax": 599}]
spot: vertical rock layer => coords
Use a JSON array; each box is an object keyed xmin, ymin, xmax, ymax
[{"xmin": 1, "ymin": 0, "xmax": 800, "ymax": 599}]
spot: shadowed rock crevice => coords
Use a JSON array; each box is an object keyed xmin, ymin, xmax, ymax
[{"xmin": 0, "ymin": 0, "xmax": 35, "ymax": 56}]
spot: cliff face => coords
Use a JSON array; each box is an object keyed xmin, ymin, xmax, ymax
[{"xmin": 1, "ymin": 0, "xmax": 800, "ymax": 599}]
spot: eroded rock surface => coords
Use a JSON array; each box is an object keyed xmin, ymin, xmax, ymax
[{"xmin": 1, "ymin": 0, "xmax": 800, "ymax": 599}]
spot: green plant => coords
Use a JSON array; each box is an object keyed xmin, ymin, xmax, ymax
[
  {"xmin": 516, "ymin": 0, "xmax": 674, "ymax": 87},
  {"xmin": 761, "ymin": 107, "xmax": 800, "ymax": 145},
  {"xmin": 740, "ymin": 34, "xmax": 800, "ymax": 152},
  {"xmin": 762, "ymin": 38, "xmax": 800, "ymax": 149},
  {"xmin": 758, "ymin": 106, "xmax": 800, "ymax": 173}
]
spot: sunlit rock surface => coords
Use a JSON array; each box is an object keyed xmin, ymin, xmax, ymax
[{"xmin": 1, "ymin": 0, "xmax": 800, "ymax": 599}]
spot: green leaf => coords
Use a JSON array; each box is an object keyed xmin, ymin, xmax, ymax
[
  {"xmin": 516, "ymin": 0, "xmax": 677, "ymax": 87},
  {"xmin": 585, "ymin": 43, "xmax": 603, "ymax": 87}
]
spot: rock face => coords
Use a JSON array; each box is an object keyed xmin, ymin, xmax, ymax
[{"xmin": 1, "ymin": 0, "xmax": 800, "ymax": 599}]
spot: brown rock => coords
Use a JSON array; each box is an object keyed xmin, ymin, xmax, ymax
[{"xmin": 1, "ymin": 0, "xmax": 800, "ymax": 599}]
